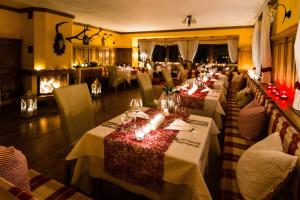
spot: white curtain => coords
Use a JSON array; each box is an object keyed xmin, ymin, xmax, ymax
[
  {"xmin": 260, "ymin": 6, "xmax": 272, "ymax": 83},
  {"xmin": 138, "ymin": 41, "xmax": 156, "ymax": 61},
  {"xmin": 187, "ymin": 40, "xmax": 199, "ymax": 61},
  {"xmin": 177, "ymin": 41, "xmax": 188, "ymax": 61},
  {"xmin": 252, "ymin": 22, "xmax": 262, "ymax": 76},
  {"xmin": 295, "ymin": 19, "xmax": 300, "ymax": 82},
  {"xmin": 227, "ymin": 39, "xmax": 239, "ymax": 63}
]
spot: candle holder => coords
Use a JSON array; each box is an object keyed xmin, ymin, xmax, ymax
[
  {"xmin": 135, "ymin": 128, "xmax": 145, "ymax": 141},
  {"xmin": 267, "ymin": 83, "xmax": 273, "ymax": 90},
  {"xmin": 280, "ymin": 91, "xmax": 288, "ymax": 100},
  {"xmin": 271, "ymin": 86, "xmax": 277, "ymax": 94},
  {"xmin": 21, "ymin": 90, "xmax": 37, "ymax": 118},
  {"xmin": 91, "ymin": 78, "xmax": 101, "ymax": 97}
]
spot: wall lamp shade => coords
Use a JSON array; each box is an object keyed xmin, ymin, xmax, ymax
[
  {"xmin": 182, "ymin": 15, "xmax": 197, "ymax": 27},
  {"xmin": 270, "ymin": 1, "xmax": 292, "ymax": 23}
]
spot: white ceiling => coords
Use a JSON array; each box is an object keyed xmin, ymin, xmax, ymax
[{"xmin": 0, "ymin": 0, "xmax": 265, "ymax": 32}]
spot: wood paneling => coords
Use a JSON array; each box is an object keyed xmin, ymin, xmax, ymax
[
  {"xmin": 115, "ymin": 48, "xmax": 132, "ymax": 65},
  {"xmin": 271, "ymin": 24, "xmax": 297, "ymax": 89},
  {"xmin": 0, "ymin": 38, "xmax": 22, "ymax": 103},
  {"xmin": 73, "ymin": 44, "xmax": 115, "ymax": 66}
]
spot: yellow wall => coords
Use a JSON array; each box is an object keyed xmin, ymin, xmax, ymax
[
  {"xmin": 72, "ymin": 24, "xmax": 121, "ymax": 47},
  {"xmin": 119, "ymin": 27, "xmax": 254, "ymax": 69},
  {"xmin": 273, "ymin": 0, "xmax": 300, "ymax": 35},
  {"xmin": 0, "ymin": 9, "xmax": 22, "ymax": 39}
]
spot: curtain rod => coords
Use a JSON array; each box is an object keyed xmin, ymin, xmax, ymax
[{"xmin": 138, "ymin": 36, "xmax": 239, "ymax": 43}]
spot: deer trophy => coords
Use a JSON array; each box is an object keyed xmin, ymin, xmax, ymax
[
  {"xmin": 53, "ymin": 21, "xmax": 68, "ymax": 55},
  {"xmin": 66, "ymin": 25, "xmax": 102, "ymax": 45}
]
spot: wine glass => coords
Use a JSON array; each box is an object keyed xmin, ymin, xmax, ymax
[
  {"xmin": 174, "ymin": 95, "xmax": 181, "ymax": 117},
  {"xmin": 120, "ymin": 113, "xmax": 130, "ymax": 132},
  {"xmin": 130, "ymin": 99, "xmax": 142, "ymax": 128}
]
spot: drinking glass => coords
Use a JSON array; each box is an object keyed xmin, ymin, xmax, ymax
[
  {"xmin": 120, "ymin": 113, "xmax": 130, "ymax": 132},
  {"xmin": 130, "ymin": 99, "xmax": 142, "ymax": 128}
]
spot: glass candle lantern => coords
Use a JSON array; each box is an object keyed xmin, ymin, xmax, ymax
[
  {"xmin": 21, "ymin": 90, "xmax": 37, "ymax": 118},
  {"xmin": 280, "ymin": 91, "xmax": 288, "ymax": 100},
  {"xmin": 91, "ymin": 78, "xmax": 101, "ymax": 97}
]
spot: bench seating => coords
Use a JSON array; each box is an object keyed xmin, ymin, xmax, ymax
[
  {"xmin": 0, "ymin": 169, "xmax": 91, "ymax": 200},
  {"xmin": 219, "ymin": 75, "xmax": 300, "ymax": 200}
]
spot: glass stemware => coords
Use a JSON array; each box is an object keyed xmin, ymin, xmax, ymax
[
  {"xmin": 120, "ymin": 113, "xmax": 130, "ymax": 132},
  {"xmin": 130, "ymin": 99, "xmax": 142, "ymax": 128}
]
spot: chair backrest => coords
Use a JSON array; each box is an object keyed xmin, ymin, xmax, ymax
[
  {"xmin": 54, "ymin": 84, "xmax": 95, "ymax": 144},
  {"xmin": 136, "ymin": 72, "xmax": 155, "ymax": 107},
  {"xmin": 162, "ymin": 68, "xmax": 173, "ymax": 87},
  {"xmin": 178, "ymin": 64, "xmax": 187, "ymax": 82},
  {"xmin": 107, "ymin": 66, "xmax": 118, "ymax": 86}
]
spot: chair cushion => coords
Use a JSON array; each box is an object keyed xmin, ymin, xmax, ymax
[
  {"xmin": 0, "ymin": 176, "xmax": 36, "ymax": 200},
  {"xmin": 238, "ymin": 104, "xmax": 266, "ymax": 140},
  {"xmin": 29, "ymin": 169, "xmax": 91, "ymax": 200},
  {"xmin": 232, "ymin": 74, "xmax": 246, "ymax": 91},
  {"xmin": 236, "ymin": 133, "xmax": 297, "ymax": 200},
  {"xmin": 236, "ymin": 87, "xmax": 253, "ymax": 108},
  {"xmin": 0, "ymin": 146, "xmax": 31, "ymax": 193}
]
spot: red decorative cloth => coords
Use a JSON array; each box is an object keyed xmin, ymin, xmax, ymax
[
  {"xmin": 205, "ymin": 80, "xmax": 215, "ymax": 89},
  {"xmin": 104, "ymin": 109, "xmax": 188, "ymax": 193},
  {"xmin": 131, "ymin": 70, "xmax": 137, "ymax": 75},
  {"xmin": 179, "ymin": 89, "xmax": 209, "ymax": 109}
]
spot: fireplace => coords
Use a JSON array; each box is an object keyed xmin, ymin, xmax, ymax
[{"xmin": 23, "ymin": 69, "xmax": 72, "ymax": 97}]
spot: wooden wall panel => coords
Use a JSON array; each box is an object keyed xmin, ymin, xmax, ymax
[{"xmin": 271, "ymin": 24, "xmax": 297, "ymax": 89}]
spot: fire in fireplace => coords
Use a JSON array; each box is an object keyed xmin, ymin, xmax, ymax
[
  {"xmin": 23, "ymin": 69, "xmax": 71, "ymax": 96},
  {"xmin": 39, "ymin": 75, "xmax": 67, "ymax": 95}
]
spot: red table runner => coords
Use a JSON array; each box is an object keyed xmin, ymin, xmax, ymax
[
  {"xmin": 179, "ymin": 88, "xmax": 209, "ymax": 109},
  {"xmin": 104, "ymin": 109, "xmax": 188, "ymax": 193}
]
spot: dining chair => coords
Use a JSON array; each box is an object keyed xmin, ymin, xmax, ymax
[
  {"xmin": 53, "ymin": 83, "xmax": 95, "ymax": 183},
  {"xmin": 107, "ymin": 66, "xmax": 126, "ymax": 91},
  {"xmin": 162, "ymin": 68, "xmax": 174, "ymax": 87},
  {"xmin": 178, "ymin": 64, "xmax": 188, "ymax": 82},
  {"xmin": 136, "ymin": 72, "xmax": 157, "ymax": 108}
]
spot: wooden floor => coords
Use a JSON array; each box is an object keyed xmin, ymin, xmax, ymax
[{"xmin": 0, "ymin": 83, "xmax": 220, "ymax": 199}]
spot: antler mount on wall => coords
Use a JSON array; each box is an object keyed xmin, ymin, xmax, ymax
[{"xmin": 66, "ymin": 25, "xmax": 102, "ymax": 45}]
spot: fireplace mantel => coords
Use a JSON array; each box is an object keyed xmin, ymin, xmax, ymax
[{"xmin": 22, "ymin": 68, "xmax": 73, "ymax": 76}]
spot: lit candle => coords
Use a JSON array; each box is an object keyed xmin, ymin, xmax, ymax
[
  {"xmin": 135, "ymin": 129, "xmax": 145, "ymax": 141},
  {"xmin": 280, "ymin": 91, "xmax": 288, "ymax": 100},
  {"xmin": 272, "ymin": 86, "xmax": 277, "ymax": 94},
  {"xmin": 267, "ymin": 83, "xmax": 273, "ymax": 90},
  {"xmin": 149, "ymin": 114, "xmax": 165, "ymax": 130}
]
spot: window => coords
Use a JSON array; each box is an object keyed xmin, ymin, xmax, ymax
[
  {"xmin": 194, "ymin": 44, "xmax": 230, "ymax": 64},
  {"xmin": 152, "ymin": 45, "xmax": 180, "ymax": 62},
  {"xmin": 194, "ymin": 45, "xmax": 210, "ymax": 63}
]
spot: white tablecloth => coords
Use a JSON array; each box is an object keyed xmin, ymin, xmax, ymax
[
  {"xmin": 66, "ymin": 110, "xmax": 219, "ymax": 200},
  {"xmin": 117, "ymin": 69, "xmax": 136, "ymax": 83}
]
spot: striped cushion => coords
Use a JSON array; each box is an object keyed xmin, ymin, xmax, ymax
[
  {"xmin": 0, "ymin": 176, "xmax": 37, "ymax": 200},
  {"xmin": 29, "ymin": 169, "xmax": 91, "ymax": 200},
  {"xmin": 0, "ymin": 146, "xmax": 31, "ymax": 193},
  {"xmin": 265, "ymin": 102, "xmax": 300, "ymax": 157},
  {"xmin": 219, "ymin": 87, "xmax": 257, "ymax": 200}
]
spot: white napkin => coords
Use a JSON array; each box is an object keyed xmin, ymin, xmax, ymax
[
  {"xmin": 165, "ymin": 119, "xmax": 194, "ymax": 131},
  {"xmin": 127, "ymin": 111, "xmax": 150, "ymax": 119},
  {"xmin": 201, "ymin": 87, "xmax": 212, "ymax": 93},
  {"xmin": 210, "ymin": 78, "xmax": 218, "ymax": 81}
]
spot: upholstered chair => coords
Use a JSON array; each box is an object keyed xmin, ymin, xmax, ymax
[
  {"xmin": 178, "ymin": 64, "xmax": 188, "ymax": 82},
  {"xmin": 107, "ymin": 66, "xmax": 126, "ymax": 91},
  {"xmin": 53, "ymin": 83, "xmax": 95, "ymax": 183},
  {"xmin": 162, "ymin": 68, "xmax": 174, "ymax": 87},
  {"xmin": 136, "ymin": 72, "xmax": 157, "ymax": 108}
]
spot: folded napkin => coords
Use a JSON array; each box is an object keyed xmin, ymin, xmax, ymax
[
  {"xmin": 127, "ymin": 111, "xmax": 150, "ymax": 119},
  {"xmin": 201, "ymin": 87, "xmax": 212, "ymax": 93},
  {"xmin": 165, "ymin": 119, "xmax": 194, "ymax": 131},
  {"xmin": 210, "ymin": 78, "xmax": 218, "ymax": 81},
  {"xmin": 149, "ymin": 114, "xmax": 165, "ymax": 130},
  {"xmin": 188, "ymin": 85, "xmax": 198, "ymax": 95}
]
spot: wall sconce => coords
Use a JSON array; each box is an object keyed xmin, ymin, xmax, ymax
[
  {"xmin": 182, "ymin": 15, "xmax": 197, "ymax": 27},
  {"xmin": 270, "ymin": 1, "xmax": 292, "ymax": 23},
  {"xmin": 101, "ymin": 33, "xmax": 113, "ymax": 46},
  {"xmin": 21, "ymin": 90, "xmax": 37, "ymax": 118}
]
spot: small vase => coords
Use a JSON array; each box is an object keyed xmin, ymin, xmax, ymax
[{"xmin": 293, "ymin": 89, "xmax": 300, "ymax": 111}]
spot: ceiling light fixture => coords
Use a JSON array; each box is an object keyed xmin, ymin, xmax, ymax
[{"xmin": 182, "ymin": 15, "xmax": 197, "ymax": 27}]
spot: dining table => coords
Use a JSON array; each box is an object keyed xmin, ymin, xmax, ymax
[
  {"xmin": 117, "ymin": 68, "xmax": 137, "ymax": 84},
  {"xmin": 66, "ymin": 108, "xmax": 220, "ymax": 200}
]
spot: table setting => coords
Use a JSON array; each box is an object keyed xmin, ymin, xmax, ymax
[
  {"xmin": 117, "ymin": 66, "xmax": 138, "ymax": 83},
  {"xmin": 66, "ymin": 98, "xmax": 220, "ymax": 200}
]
